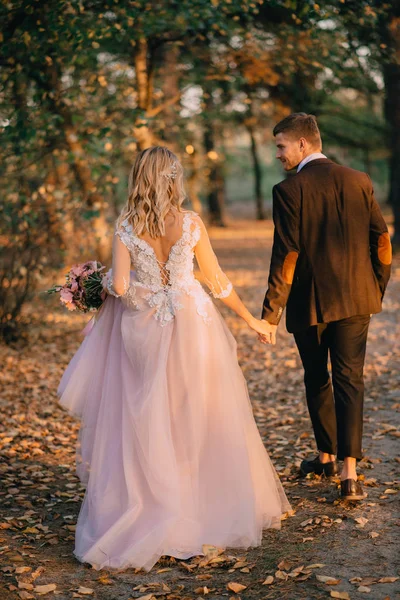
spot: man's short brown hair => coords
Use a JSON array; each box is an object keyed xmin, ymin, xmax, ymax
[{"xmin": 273, "ymin": 113, "xmax": 321, "ymax": 148}]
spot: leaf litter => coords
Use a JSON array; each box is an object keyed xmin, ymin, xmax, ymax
[{"xmin": 0, "ymin": 222, "xmax": 399, "ymax": 599}]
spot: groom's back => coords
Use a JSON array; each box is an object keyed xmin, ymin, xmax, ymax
[{"xmin": 280, "ymin": 159, "xmax": 388, "ymax": 332}]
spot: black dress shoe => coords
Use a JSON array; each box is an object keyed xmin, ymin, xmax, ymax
[
  {"xmin": 300, "ymin": 456, "xmax": 338, "ymax": 478},
  {"xmin": 340, "ymin": 479, "xmax": 367, "ymax": 501}
]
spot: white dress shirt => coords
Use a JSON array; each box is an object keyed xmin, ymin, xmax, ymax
[{"xmin": 297, "ymin": 152, "xmax": 327, "ymax": 173}]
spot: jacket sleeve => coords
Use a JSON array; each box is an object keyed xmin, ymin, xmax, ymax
[
  {"xmin": 261, "ymin": 183, "xmax": 300, "ymax": 324},
  {"xmin": 367, "ymin": 175, "xmax": 392, "ymax": 299}
]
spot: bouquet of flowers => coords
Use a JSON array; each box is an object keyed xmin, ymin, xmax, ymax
[{"xmin": 47, "ymin": 261, "xmax": 107, "ymax": 312}]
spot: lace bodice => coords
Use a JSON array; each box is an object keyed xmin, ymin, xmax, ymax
[{"xmin": 107, "ymin": 211, "xmax": 232, "ymax": 326}]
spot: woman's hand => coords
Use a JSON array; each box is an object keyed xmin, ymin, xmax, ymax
[{"xmin": 247, "ymin": 317, "xmax": 277, "ymax": 345}]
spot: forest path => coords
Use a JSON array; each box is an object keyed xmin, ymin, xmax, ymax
[{"xmin": 0, "ymin": 219, "xmax": 399, "ymax": 600}]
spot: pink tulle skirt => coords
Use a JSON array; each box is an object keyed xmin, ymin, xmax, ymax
[{"xmin": 58, "ymin": 288, "xmax": 291, "ymax": 572}]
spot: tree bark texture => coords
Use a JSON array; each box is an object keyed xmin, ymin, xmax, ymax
[
  {"xmin": 383, "ymin": 15, "xmax": 400, "ymax": 247},
  {"xmin": 247, "ymin": 125, "xmax": 265, "ymax": 220},
  {"xmin": 203, "ymin": 96, "xmax": 226, "ymax": 226}
]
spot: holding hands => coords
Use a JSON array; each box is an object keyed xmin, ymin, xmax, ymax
[{"xmin": 247, "ymin": 317, "xmax": 278, "ymax": 345}]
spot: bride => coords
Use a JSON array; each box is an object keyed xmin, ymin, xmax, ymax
[{"xmin": 58, "ymin": 146, "xmax": 291, "ymax": 572}]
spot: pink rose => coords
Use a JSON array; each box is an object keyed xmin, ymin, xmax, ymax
[
  {"xmin": 60, "ymin": 288, "xmax": 74, "ymax": 303},
  {"xmin": 70, "ymin": 264, "xmax": 84, "ymax": 277}
]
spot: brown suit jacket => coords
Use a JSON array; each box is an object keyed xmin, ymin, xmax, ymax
[{"xmin": 262, "ymin": 159, "xmax": 392, "ymax": 333}]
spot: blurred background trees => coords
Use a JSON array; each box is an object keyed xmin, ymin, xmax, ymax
[{"xmin": 0, "ymin": 0, "xmax": 398, "ymax": 342}]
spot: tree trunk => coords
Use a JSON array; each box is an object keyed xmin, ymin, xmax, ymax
[
  {"xmin": 203, "ymin": 97, "xmax": 226, "ymax": 226},
  {"xmin": 43, "ymin": 154, "xmax": 76, "ymax": 261},
  {"xmin": 383, "ymin": 16, "xmax": 400, "ymax": 249},
  {"xmin": 132, "ymin": 38, "xmax": 184, "ymax": 151},
  {"xmin": 247, "ymin": 125, "xmax": 265, "ymax": 220},
  {"xmin": 363, "ymin": 148, "xmax": 372, "ymax": 177},
  {"xmin": 162, "ymin": 44, "xmax": 180, "ymax": 144},
  {"xmin": 63, "ymin": 124, "xmax": 110, "ymax": 262},
  {"xmin": 133, "ymin": 37, "xmax": 155, "ymax": 150},
  {"xmin": 186, "ymin": 148, "xmax": 203, "ymax": 214},
  {"xmin": 43, "ymin": 64, "xmax": 110, "ymax": 261}
]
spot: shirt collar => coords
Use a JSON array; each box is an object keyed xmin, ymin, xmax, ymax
[{"xmin": 297, "ymin": 152, "xmax": 327, "ymax": 172}]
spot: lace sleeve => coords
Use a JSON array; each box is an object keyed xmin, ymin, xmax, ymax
[
  {"xmin": 106, "ymin": 231, "xmax": 131, "ymax": 297},
  {"xmin": 194, "ymin": 216, "xmax": 233, "ymax": 299}
]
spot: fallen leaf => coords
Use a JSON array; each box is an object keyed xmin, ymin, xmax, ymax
[
  {"xmin": 369, "ymin": 531, "xmax": 379, "ymax": 538},
  {"xmin": 358, "ymin": 586, "xmax": 371, "ymax": 593},
  {"xmin": 290, "ymin": 565, "xmax": 305, "ymax": 574},
  {"xmin": 198, "ymin": 545, "xmax": 226, "ymax": 567},
  {"xmin": 226, "ymin": 582, "xmax": 247, "ymax": 593},
  {"xmin": 363, "ymin": 578, "xmax": 377, "ymax": 586},
  {"xmin": 15, "ymin": 567, "xmax": 32, "ymax": 574},
  {"xmin": 194, "ymin": 586, "xmax": 210, "ymax": 594},
  {"xmin": 97, "ymin": 575, "xmax": 113, "ymax": 585},
  {"xmin": 1, "ymin": 567, "xmax": 13, "ymax": 573},
  {"xmin": 378, "ymin": 577, "xmax": 398, "ymax": 583},
  {"xmin": 31, "ymin": 567, "xmax": 45, "ymax": 581},
  {"xmin": 34, "ymin": 584, "xmax": 57, "ymax": 594},
  {"xmin": 354, "ymin": 517, "xmax": 368, "ymax": 528},
  {"xmin": 18, "ymin": 583, "xmax": 34, "ymax": 590},
  {"xmin": 316, "ymin": 575, "xmax": 341, "ymax": 585},
  {"xmin": 77, "ymin": 587, "xmax": 94, "ymax": 595},
  {"xmin": 278, "ymin": 559, "xmax": 292, "ymax": 570},
  {"xmin": 156, "ymin": 568, "xmax": 172, "ymax": 573},
  {"xmin": 351, "ymin": 577, "xmax": 377, "ymax": 586},
  {"xmin": 275, "ymin": 570, "xmax": 288, "ymax": 581},
  {"xmin": 18, "ymin": 592, "xmax": 35, "ymax": 600},
  {"xmin": 202, "ymin": 544, "xmax": 224, "ymax": 557},
  {"xmin": 233, "ymin": 560, "xmax": 248, "ymax": 569},
  {"xmin": 262, "ymin": 576, "xmax": 274, "ymax": 585},
  {"xmin": 330, "ymin": 592, "xmax": 350, "ymax": 599}
]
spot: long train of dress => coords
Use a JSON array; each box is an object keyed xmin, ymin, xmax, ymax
[{"xmin": 58, "ymin": 212, "xmax": 291, "ymax": 572}]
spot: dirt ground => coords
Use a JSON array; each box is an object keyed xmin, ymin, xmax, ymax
[{"xmin": 0, "ymin": 218, "xmax": 399, "ymax": 600}]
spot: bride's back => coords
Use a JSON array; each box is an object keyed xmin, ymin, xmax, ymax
[{"xmin": 138, "ymin": 210, "xmax": 186, "ymax": 265}]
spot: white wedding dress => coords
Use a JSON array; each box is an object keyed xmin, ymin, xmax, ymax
[{"xmin": 58, "ymin": 210, "xmax": 291, "ymax": 572}]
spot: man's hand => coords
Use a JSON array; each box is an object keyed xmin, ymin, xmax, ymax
[{"xmin": 257, "ymin": 320, "xmax": 278, "ymax": 345}]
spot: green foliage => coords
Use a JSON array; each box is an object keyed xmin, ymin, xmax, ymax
[
  {"xmin": 0, "ymin": 189, "xmax": 61, "ymax": 344},
  {"xmin": 0, "ymin": 0, "xmax": 396, "ymax": 341}
]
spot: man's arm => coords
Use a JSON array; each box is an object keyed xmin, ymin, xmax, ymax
[
  {"xmin": 262, "ymin": 182, "xmax": 301, "ymax": 325},
  {"xmin": 367, "ymin": 175, "xmax": 391, "ymax": 299}
]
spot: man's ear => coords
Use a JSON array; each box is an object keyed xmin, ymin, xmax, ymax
[{"xmin": 299, "ymin": 137, "xmax": 307, "ymax": 151}]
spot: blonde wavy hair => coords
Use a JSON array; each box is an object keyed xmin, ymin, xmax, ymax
[{"xmin": 117, "ymin": 146, "xmax": 186, "ymax": 238}]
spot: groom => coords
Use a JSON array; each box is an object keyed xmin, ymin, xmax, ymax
[{"xmin": 260, "ymin": 113, "xmax": 392, "ymax": 500}]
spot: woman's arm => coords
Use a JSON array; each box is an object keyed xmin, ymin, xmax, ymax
[
  {"xmin": 194, "ymin": 216, "xmax": 274, "ymax": 340},
  {"xmin": 103, "ymin": 232, "xmax": 131, "ymax": 297}
]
